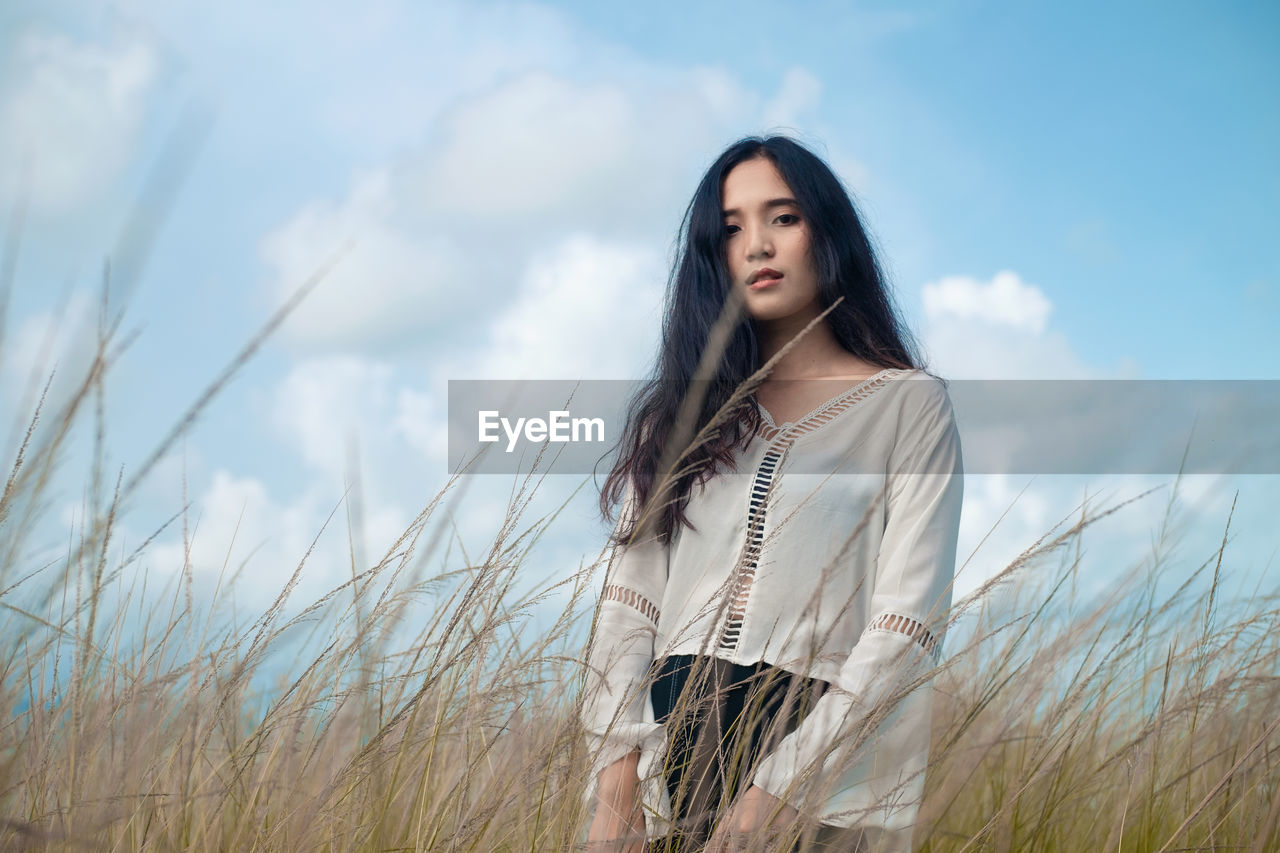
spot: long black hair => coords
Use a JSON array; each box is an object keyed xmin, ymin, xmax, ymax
[{"xmin": 600, "ymin": 134, "xmax": 922, "ymax": 545}]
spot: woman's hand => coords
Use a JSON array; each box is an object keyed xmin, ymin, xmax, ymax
[
  {"xmin": 705, "ymin": 785, "xmax": 801, "ymax": 852},
  {"xmin": 587, "ymin": 751, "xmax": 646, "ymax": 853}
]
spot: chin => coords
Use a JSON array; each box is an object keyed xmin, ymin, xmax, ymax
[
  {"xmin": 748, "ymin": 310, "xmax": 800, "ymax": 324},
  {"xmin": 744, "ymin": 297, "xmax": 812, "ymax": 324}
]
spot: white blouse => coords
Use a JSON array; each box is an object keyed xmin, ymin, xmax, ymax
[{"xmin": 580, "ymin": 368, "xmax": 964, "ymax": 847}]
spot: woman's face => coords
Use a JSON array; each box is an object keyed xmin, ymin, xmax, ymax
[{"xmin": 721, "ymin": 156, "xmax": 822, "ymax": 325}]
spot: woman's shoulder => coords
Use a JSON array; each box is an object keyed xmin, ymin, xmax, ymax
[{"xmin": 884, "ymin": 368, "xmax": 955, "ymax": 417}]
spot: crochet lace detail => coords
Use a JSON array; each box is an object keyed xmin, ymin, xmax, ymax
[
  {"xmin": 755, "ymin": 370, "xmax": 899, "ymax": 443},
  {"xmin": 603, "ymin": 583, "xmax": 660, "ymax": 626},
  {"xmin": 718, "ymin": 443, "xmax": 786, "ymax": 652},
  {"xmin": 866, "ymin": 611, "xmax": 941, "ymax": 658},
  {"xmin": 718, "ymin": 373, "xmax": 900, "ymax": 654}
]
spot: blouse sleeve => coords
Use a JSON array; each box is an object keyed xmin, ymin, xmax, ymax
[
  {"xmin": 579, "ymin": 477, "xmax": 670, "ymax": 799},
  {"xmin": 752, "ymin": 378, "xmax": 964, "ymax": 821}
]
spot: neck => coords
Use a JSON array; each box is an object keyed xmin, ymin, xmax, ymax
[{"xmin": 754, "ymin": 315, "xmax": 851, "ymax": 380}]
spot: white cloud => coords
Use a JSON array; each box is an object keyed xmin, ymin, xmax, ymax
[
  {"xmin": 270, "ymin": 355, "xmax": 395, "ymax": 478},
  {"xmin": 419, "ymin": 71, "xmax": 637, "ymax": 218},
  {"xmin": 147, "ymin": 469, "xmax": 321, "ymax": 588},
  {"xmin": 268, "ymin": 354, "xmax": 451, "ymax": 501},
  {"xmin": 393, "ymin": 388, "xmax": 448, "ymax": 467},
  {"xmin": 923, "ymin": 270, "xmax": 1052, "ymax": 334},
  {"xmin": 952, "ymin": 474, "xmax": 1054, "ymax": 600},
  {"xmin": 950, "ymin": 474, "xmax": 1184, "ymax": 606},
  {"xmin": 259, "ymin": 169, "xmax": 471, "ymax": 351},
  {"xmin": 410, "ymin": 67, "xmax": 756, "ymax": 227},
  {"xmin": 914, "ymin": 269, "xmax": 1150, "ymax": 594},
  {"xmin": 145, "ymin": 466, "xmax": 415, "ymax": 607},
  {"xmin": 112, "ymin": 0, "xmax": 585, "ymax": 156},
  {"xmin": 923, "ymin": 321, "xmax": 1098, "ymax": 379},
  {"xmin": 917, "ymin": 270, "xmax": 1121, "ymax": 379},
  {"xmin": 0, "ymin": 28, "xmax": 157, "ymax": 213},
  {"xmin": 1, "ymin": 290, "xmax": 101, "ymax": 428},
  {"xmin": 946, "ymin": 467, "xmax": 1280, "ymax": 619},
  {"xmin": 458, "ymin": 233, "xmax": 666, "ymax": 380},
  {"xmin": 259, "ymin": 65, "xmax": 762, "ymax": 352}
]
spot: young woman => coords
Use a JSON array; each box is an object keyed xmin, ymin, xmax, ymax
[{"xmin": 581, "ymin": 135, "xmax": 964, "ymax": 852}]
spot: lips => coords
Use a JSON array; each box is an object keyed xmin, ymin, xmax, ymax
[{"xmin": 749, "ymin": 267, "xmax": 783, "ymax": 287}]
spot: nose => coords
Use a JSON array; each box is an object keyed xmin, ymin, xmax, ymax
[{"xmin": 744, "ymin": 224, "xmax": 773, "ymax": 262}]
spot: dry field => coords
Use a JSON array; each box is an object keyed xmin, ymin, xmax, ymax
[{"xmin": 2, "ymin": 286, "xmax": 1277, "ymax": 852}]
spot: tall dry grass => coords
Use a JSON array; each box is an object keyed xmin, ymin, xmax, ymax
[
  {"xmin": 919, "ymin": 489, "xmax": 1280, "ymax": 852},
  {"xmin": 1, "ymin": 274, "xmax": 1277, "ymax": 851}
]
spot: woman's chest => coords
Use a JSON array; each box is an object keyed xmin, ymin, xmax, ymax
[{"xmin": 679, "ymin": 433, "xmax": 890, "ymax": 545}]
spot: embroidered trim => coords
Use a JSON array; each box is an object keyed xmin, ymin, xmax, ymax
[
  {"xmin": 755, "ymin": 370, "xmax": 899, "ymax": 443},
  {"xmin": 866, "ymin": 611, "xmax": 940, "ymax": 658},
  {"xmin": 718, "ymin": 372, "xmax": 905, "ymax": 654},
  {"xmin": 718, "ymin": 443, "xmax": 786, "ymax": 652},
  {"xmin": 603, "ymin": 583, "xmax": 660, "ymax": 625}
]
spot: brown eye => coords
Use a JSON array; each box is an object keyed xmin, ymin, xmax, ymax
[
  {"xmin": 777, "ymin": 214, "xmax": 800, "ymax": 225},
  {"xmin": 725, "ymin": 224, "xmax": 740, "ymax": 237}
]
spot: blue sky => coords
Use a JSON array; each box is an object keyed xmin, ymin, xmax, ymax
[{"xmin": 1, "ymin": 0, "xmax": 1276, "ymax": 622}]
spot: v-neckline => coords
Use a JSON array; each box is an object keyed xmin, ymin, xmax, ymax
[{"xmin": 752, "ymin": 368, "xmax": 900, "ymax": 440}]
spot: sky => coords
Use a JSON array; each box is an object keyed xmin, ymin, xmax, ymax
[{"xmin": 0, "ymin": 0, "xmax": 1276, "ymax": 635}]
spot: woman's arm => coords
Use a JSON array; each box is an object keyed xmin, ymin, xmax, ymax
[
  {"xmin": 749, "ymin": 378, "xmax": 964, "ymax": 825},
  {"xmin": 581, "ymin": 478, "xmax": 670, "ymax": 841}
]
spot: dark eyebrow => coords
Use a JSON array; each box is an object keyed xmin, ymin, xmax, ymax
[{"xmin": 722, "ymin": 197, "xmax": 798, "ymax": 218}]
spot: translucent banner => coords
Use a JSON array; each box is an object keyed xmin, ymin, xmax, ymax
[{"xmin": 446, "ymin": 379, "xmax": 1280, "ymax": 476}]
